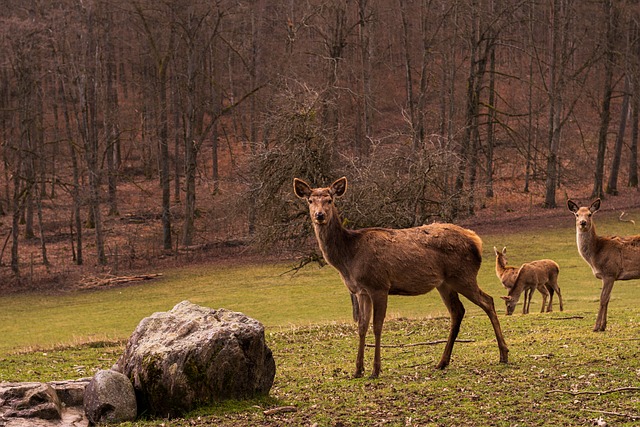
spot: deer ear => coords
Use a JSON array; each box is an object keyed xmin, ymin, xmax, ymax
[
  {"xmin": 331, "ymin": 177, "xmax": 347, "ymax": 197},
  {"xmin": 567, "ymin": 199, "xmax": 579, "ymax": 213},
  {"xmin": 493, "ymin": 246, "xmax": 498, "ymax": 256},
  {"xmin": 293, "ymin": 178, "xmax": 312, "ymax": 199},
  {"xmin": 590, "ymin": 198, "xmax": 601, "ymax": 214},
  {"xmin": 502, "ymin": 247, "xmax": 507, "ymax": 255}
]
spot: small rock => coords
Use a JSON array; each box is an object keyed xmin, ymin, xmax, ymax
[{"xmin": 83, "ymin": 370, "xmax": 137, "ymax": 425}]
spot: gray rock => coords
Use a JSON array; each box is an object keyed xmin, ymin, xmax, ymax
[
  {"xmin": 49, "ymin": 378, "xmax": 91, "ymax": 407},
  {"xmin": 113, "ymin": 300, "xmax": 276, "ymax": 418},
  {"xmin": 83, "ymin": 369, "xmax": 136, "ymax": 425},
  {"xmin": 1, "ymin": 380, "xmax": 90, "ymax": 427},
  {"xmin": 2, "ymin": 383, "xmax": 61, "ymax": 420}
]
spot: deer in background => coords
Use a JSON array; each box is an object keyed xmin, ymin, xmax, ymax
[
  {"xmin": 568, "ymin": 198, "xmax": 640, "ymax": 331},
  {"xmin": 294, "ymin": 177, "xmax": 508, "ymax": 379},
  {"xmin": 493, "ymin": 247, "xmax": 563, "ymax": 315}
]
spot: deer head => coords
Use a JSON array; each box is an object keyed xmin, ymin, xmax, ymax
[
  {"xmin": 294, "ymin": 177, "xmax": 347, "ymax": 225},
  {"xmin": 500, "ymin": 295, "xmax": 517, "ymax": 315},
  {"xmin": 568, "ymin": 199, "xmax": 601, "ymax": 232},
  {"xmin": 494, "ymin": 246, "xmax": 508, "ymax": 267}
]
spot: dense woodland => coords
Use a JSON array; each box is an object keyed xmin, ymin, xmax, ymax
[{"xmin": 1, "ymin": 0, "xmax": 640, "ymax": 283}]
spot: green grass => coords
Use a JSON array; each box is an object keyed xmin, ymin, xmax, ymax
[{"xmin": 1, "ymin": 208, "xmax": 639, "ymax": 425}]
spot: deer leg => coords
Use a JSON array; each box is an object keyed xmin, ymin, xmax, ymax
[
  {"xmin": 368, "ymin": 292, "xmax": 389, "ymax": 379},
  {"xmin": 522, "ymin": 288, "xmax": 531, "ymax": 314},
  {"xmin": 436, "ymin": 287, "xmax": 465, "ymax": 370},
  {"xmin": 547, "ymin": 287, "xmax": 555, "ymax": 312},
  {"xmin": 551, "ymin": 277, "xmax": 563, "ymax": 312},
  {"xmin": 594, "ymin": 278, "xmax": 615, "ymax": 332},
  {"xmin": 457, "ymin": 284, "xmax": 509, "ymax": 364},
  {"xmin": 354, "ymin": 293, "xmax": 372, "ymax": 378},
  {"xmin": 555, "ymin": 286, "xmax": 563, "ymax": 312},
  {"xmin": 538, "ymin": 285, "xmax": 550, "ymax": 313}
]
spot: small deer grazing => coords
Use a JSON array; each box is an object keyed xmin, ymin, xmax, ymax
[
  {"xmin": 568, "ymin": 198, "xmax": 640, "ymax": 331},
  {"xmin": 493, "ymin": 247, "xmax": 563, "ymax": 315},
  {"xmin": 294, "ymin": 177, "xmax": 509, "ymax": 379}
]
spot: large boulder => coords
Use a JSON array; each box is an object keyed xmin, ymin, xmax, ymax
[
  {"xmin": 112, "ymin": 301, "xmax": 276, "ymax": 418},
  {"xmin": 83, "ymin": 369, "xmax": 137, "ymax": 424}
]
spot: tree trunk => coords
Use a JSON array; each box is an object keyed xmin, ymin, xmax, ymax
[
  {"xmin": 182, "ymin": 35, "xmax": 198, "ymax": 247},
  {"xmin": 399, "ymin": 0, "xmax": 416, "ymax": 150},
  {"xmin": 80, "ymin": 3, "xmax": 107, "ymax": 265},
  {"xmin": 629, "ymin": 82, "xmax": 639, "ymax": 187},
  {"xmin": 592, "ymin": 0, "xmax": 615, "ymax": 199},
  {"xmin": 358, "ymin": 0, "xmax": 373, "ymax": 155},
  {"xmin": 159, "ymin": 66, "xmax": 172, "ymax": 251},
  {"xmin": 606, "ymin": 74, "xmax": 630, "ymax": 195},
  {"xmin": 485, "ymin": 45, "xmax": 496, "ymax": 198},
  {"xmin": 11, "ymin": 159, "xmax": 22, "ymax": 275},
  {"xmin": 104, "ymin": 12, "xmax": 119, "ymax": 217},
  {"xmin": 544, "ymin": 0, "xmax": 563, "ymax": 208}
]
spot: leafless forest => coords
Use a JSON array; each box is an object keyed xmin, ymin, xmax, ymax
[{"xmin": 1, "ymin": 0, "xmax": 639, "ymax": 287}]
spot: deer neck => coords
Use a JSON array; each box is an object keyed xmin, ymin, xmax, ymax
[
  {"xmin": 495, "ymin": 257, "xmax": 508, "ymax": 278},
  {"xmin": 576, "ymin": 222, "xmax": 598, "ymax": 264},
  {"xmin": 313, "ymin": 213, "xmax": 353, "ymax": 271}
]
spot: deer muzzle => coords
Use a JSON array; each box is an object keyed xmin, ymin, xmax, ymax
[{"xmin": 314, "ymin": 212, "xmax": 327, "ymax": 224}]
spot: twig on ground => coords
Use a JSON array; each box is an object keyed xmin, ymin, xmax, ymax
[
  {"xmin": 263, "ymin": 406, "xmax": 297, "ymax": 416},
  {"xmin": 366, "ymin": 339, "xmax": 475, "ymax": 348},
  {"xmin": 583, "ymin": 409, "xmax": 640, "ymax": 420},
  {"xmin": 549, "ymin": 315, "xmax": 584, "ymax": 320},
  {"xmin": 546, "ymin": 387, "xmax": 640, "ymax": 396},
  {"xmin": 530, "ymin": 354, "xmax": 553, "ymax": 359}
]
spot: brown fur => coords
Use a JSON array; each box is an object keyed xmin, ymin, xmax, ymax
[
  {"xmin": 294, "ymin": 177, "xmax": 509, "ymax": 379},
  {"xmin": 568, "ymin": 198, "xmax": 640, "ymax": 331},
  {"xmin": 494, "ymin": 247, "xmax": 563, "ymax": 315}
]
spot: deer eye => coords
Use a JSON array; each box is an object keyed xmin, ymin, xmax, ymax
[
  {"xmin": 327, "ymin": 199, "xmax": 333, "ymax": 204},
  {"xmin": 307, "ymin": 199, "xmax": 312, "ymax": 204}
]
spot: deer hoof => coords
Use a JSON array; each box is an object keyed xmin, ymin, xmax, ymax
[{"xmin": 368, "ymin": 372, "xmax": 379, "ymax": 380}]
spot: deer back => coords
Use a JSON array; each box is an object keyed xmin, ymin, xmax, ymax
[
  {"xmin": 342, "ymin": 223, "xmax": 483, "ymax": 296},
  {"xmin": 508, "ymin": 260, "xmax": 558, "ymax": 297},
  {"xmin": 592, "ymin": 235, "xmax": 640, "ymax": 280}
]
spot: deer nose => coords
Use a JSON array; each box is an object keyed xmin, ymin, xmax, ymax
[
  {"xmin": 315, "ymin": 212, "xmax": 326, "ymax": 222},
  {"xmin": 579, "ymin": 220, "xmax": 587, "ymax": 227}
]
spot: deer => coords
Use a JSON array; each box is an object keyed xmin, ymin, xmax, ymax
[
  {"xmin": 493, "ymin": 247, "xmax": 563, "ymax": 315},
  {"xmin": 567, "ymin": 198, "xmax": 640, "ymax": 331},
  {"xmin": 293, "ymin": 177, "xmax": 509, "ymax": 379}
]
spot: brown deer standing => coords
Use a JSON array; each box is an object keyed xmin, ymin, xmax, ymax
[
  {"xmin": 493, "ymin": 247, "xmax": 563, "ymax": 315},
  {"xmin": 294, "ymin": 177, "xmax": 509, "ymax": 379},
  {"xmin": 568, "ymin": 198, "xmax": 640, "ymax": 331}
]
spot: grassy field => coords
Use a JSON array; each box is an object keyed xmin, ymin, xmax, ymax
[{"xmin": 0, "ymin": 209, "xmax": 639, "ymax": 425}]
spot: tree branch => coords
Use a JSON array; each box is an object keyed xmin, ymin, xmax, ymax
[
  {"xmin": 583, "ymin": 409, "xmax": 640, "ymax": 420},
  {"xmin": 546, "ymin": 387, "xmax": 640, "ymax": 396},
  {"xmin": 366, "ymin": 339, "xmax": 475, "ymax": 348}
]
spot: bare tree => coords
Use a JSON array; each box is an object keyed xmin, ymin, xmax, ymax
[
  {"xmin": 592, "ymin": 0, "xmax": 616, "ymax": 199},
  {"xmin": 77, "ymin": 1, "xmax": 107, "ymax": 265},
  {"xmin": 606, "ymin": 74, "xmax": 630, "ymax": 195},
  {"xmin": 132, "ymin": 0, "xmax": 177, "ymax": 251}
]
